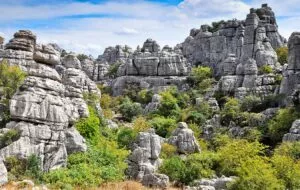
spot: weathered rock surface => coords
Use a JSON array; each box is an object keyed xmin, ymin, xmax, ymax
[
  {"xmin": 127, "ymin": 129, "xmax": 167, "ymax": 188},
  {"xmin": 185, "ymin": 176, "xmax": 235, "ymax": 190},
  {"xmin": 169, "ymin": 122, "xmax": 200, "ymax": 154},
  {"xmin": 0, "ymin": 159, "xmax": 7, "ymax": 186},
  {"xmin": 144, "ymin": 94, "xmax": 161, "ymax": 114},
  {"xmin": 0, "ymin": 30, "xmax": 100, "ymax": 171},
  {"xmin": 283, "ymin": 120, "xmax": 300, "ymax": 142},
  {"xmin": 142, "ymin": 173, "xmax": 169, "ymax": 189},
  {"xmin": 280, "ymin": 32, "xmax": 300, "ymax": 104}
]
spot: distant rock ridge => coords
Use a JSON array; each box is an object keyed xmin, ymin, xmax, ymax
[{"xmin": 0, "ymin": 30, "xmax": 100, "ymax": 171}]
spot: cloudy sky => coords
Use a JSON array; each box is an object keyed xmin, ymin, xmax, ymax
[{"xmin": 0, "ymin": 0, "xmax": 299, "ymax": 57}]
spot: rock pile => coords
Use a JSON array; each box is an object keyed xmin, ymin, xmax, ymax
[{"xmin": 0, "ymin": 30, "xmax": 100, "ymax": 171}]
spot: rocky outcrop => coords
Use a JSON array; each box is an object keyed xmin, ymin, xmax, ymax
[
  {"xmin": 144, "ymin": 94, "xmax": 161, "ymax": 114},
  {"xmin": 112, "ymin": 76, "xmax": 187, "ymax": 96},
  {"xmin": 169, "ymin": 122, "xmax": 200, "ymax": 154},
  {"xmin": 185, "ymin": 176, "xmax": 235, "ymax": 190},
  {"xmin": 127, "ymin": 129, "xmax": 167, "ymax": 188},
  {"xmin": 0, "ymin": 30, "xmax": 100, "ymax": 171},
  {"xmin": 0, "ymin": 159, "xmax": 7, "ymax": 186},
  {"xmin": 142, "ymin": 173, "xmax": 169, "ymax": 189},
  {"xmin": 283, "ymin": 120, "xmax": 300, "ymax": 142},
  {"xmin": 280, "ymin": 32, "xmax": 300, "ymax": 104},
  {"xmin": 181, "ymin": 4, "xmax": 284, "ymax": 99}
]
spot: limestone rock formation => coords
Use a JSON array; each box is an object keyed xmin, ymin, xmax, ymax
[
  {"xmin": 144, "ymin": 94, "xmax": 161, "ymax": 114},
  {"xmin": 186, "ymin": 176, "xmax": 235, "ymax": 190},
  {"xmin": 280, "ymin": 32, "xmax": 300, "ymax": 103},
  {"xmin": 180, "ymin": 4, "xmax": 284, "ymax": 99},
  {"xmin": 0, "ymin": 30, "xmax": 100, "ymax": 171},
  {"xmin": 0, "ymin": 159, "xmax": 7, "ymax": 186},
  {"xmin": 283, "ymin": 120, "xmax": 300, "ymax": 142},
  {"xmin": 168, "ymin": 122, "xmax": 200, "ymax": 154},
  {"xmin": 127, "ymin": 129, "xmax": 166, "ymax": 187},
  {"xmin": 142, "ymin": 173, "xmax": 169, "ymax": 188}
]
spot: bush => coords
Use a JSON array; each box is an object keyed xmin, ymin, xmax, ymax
[
  {"xmin": 4, "ymin": 154, "xmax": 42, "ymax": 181},
  {"xmin": 44, "ymin": 138, "xmax": 129, "ymax": 188},
  {"xmin": 137, "ymin": 89, "xmax": 153, "ymax": 105},
  {"xmin": 159, "ymin": 152, "xmax": 217, "ymax": 185},
  {"xmin": 271, "ymin": 154, "xmax": 300, "ymax": 189},
  {"xmin": 259, "ymin": 65, "xmax": 273, "ymax": 74},
  {"xmin": 217, "ymin": 139, "xmax": 266, "ymax": 176},
  {"xmin": 77, "ymin": 54, "xmax": 89, "ymax": 62},
  {"xmin": 160, "ymin": 143, "xmax": 177, "ymax": 159},
  {"xmin": 268, "ymin": 107, "xmax": 300, "ymax": 144},
  {"xmin": 119, "ymin": 97, "xmax": 143, "ymax": 122},
  {"xmin": 106, "ymin": 62, "xmax": 121, "ymax": 78},
  {"xmin": 132, "ymin": 116, "xmax": 150, "ymax": 133},
  {"xmin": 157, "ymin": 90, "xmax": 180, "ymax": 117},
  {"xmin": 273, "ymin": 142, "xmax": 300, "ymax": 161},
  {"xmin": 0, "ymin": 60, "xmax": 26, "ymax": 102},
  {"xmin": 0, "ymin": 129, "xmax": 20, "ymax": 148},
  {"xmin": 208, "ymin": 20, "xmax": 226, "ymax": 33},
  {"xmin": 149, "ymin": 116, "xmax": 176, "ymax": 138},
  {"xmin": 228, "ymin": 158, "xmax": 284, "ymax": 190},
  {"xmin": 276, "ymin": 47, "xmax": 288, "ymax": 65},
  {"xmin": 240, "ymin": 95, "xmax": 261, "ymax": 112},
  {"xmin": 221, "ymin": 98, "xmax": 240, "ymax": 125},
  {"xmin": 187, "ymin": 66, "xmax": 212, "ymax": 89},
  {"xmin": 117, "ymin": 127, "xmax": 137, "ymax": 149},
  {"xmin": 75, "ymin": 106, "xmax": 101, "ymax": 142}
]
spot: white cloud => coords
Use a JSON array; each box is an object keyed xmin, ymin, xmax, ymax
[{"xmin": 0, "ymin": 0, "xmax": 298, "ymax": 57}]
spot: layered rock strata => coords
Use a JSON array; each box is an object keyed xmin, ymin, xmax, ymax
[{"xmin": 0, "ymin": 30, "xmax": 100, "ymax": 171}]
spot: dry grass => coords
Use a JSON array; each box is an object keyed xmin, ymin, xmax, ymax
[{"xmin": 1, "ymin": 181, "xmax": 181, "ymax": 190}]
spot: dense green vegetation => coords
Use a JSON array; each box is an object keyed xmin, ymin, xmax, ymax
[
  {"xmin": 276, "ymin": 47, "xmax": 288, "ymax": 65},
  {"xmin": 2, "ymin": 61, "xmax": 300, "ymax": 190}
]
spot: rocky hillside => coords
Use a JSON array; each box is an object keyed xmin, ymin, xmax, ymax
[{"xmin": 0, "ymin": 3, "xmax": 300, "ymax": 190}]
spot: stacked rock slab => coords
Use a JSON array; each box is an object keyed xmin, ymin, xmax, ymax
[
  {"xmin": 181, "ymin": 4, "xmax": 284, "ymax": 99},
  {"xmin": 0, "ymin": 30, "xmax": 100, "ymax": 171},
  {"xmin": 97, "ymin": 39, "xmax": 190, "ymax": 95},
  {"xmin": 168, "ymin": 122, "xmax": 201, "ymax": 154},
  {"xmin": 127, "ymin": 129, "xmax": 169, "ymax": 188}
]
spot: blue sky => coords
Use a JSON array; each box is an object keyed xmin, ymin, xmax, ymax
[{"xmin": 0, "ymin": 0, "xmax": 299, "ymax": 57}]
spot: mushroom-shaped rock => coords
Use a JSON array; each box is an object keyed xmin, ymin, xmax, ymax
[{"xmin": 168, "ymin": 122, "xmax": 200, "ymax": 154}]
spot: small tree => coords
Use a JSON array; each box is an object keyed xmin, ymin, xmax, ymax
[
  {"xmin": 276, "ymin": 47, "xmax": 288, "ymax": 65},
  {"xmin": 119, "ymin": 97, "xmax": 143, "ymax": 122}
]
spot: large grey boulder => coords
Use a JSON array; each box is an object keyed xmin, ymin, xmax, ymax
[
  {"xmin": 5, "ymin": 30, "xmax": 36, "ymax": 52},
  {"xmin": 187, "ymin": 176, "xmax": 235, "ymax": 190},
  {"xmin": 0, "ymin": 159, "xmax": 7, "ymax": 186},
  {"xmin": 142, "ymin": 173, "xmax": 169, "ymax": 189},
  {"xmin": 34, "ymin": 44, "xmax": 60, "ymax": 65},
  {"xmin": 65, "ymin": 127, "xmax": 87, "ymax": 154},
  {"xmin": 144, "ymin": 94, "xmax": 161, "ymax": 114},
  {"xmin": 168, "ymin": 122, "xmax": 200, "ymax": 154},
  {"xmin": 127, "ymin": 129, "xmax": 162, "ymax": 181},
  {"xmin": 62, "ymin": 54, "xmax": 82, "ymax": 69}
]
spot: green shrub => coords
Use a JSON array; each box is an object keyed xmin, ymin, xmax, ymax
[
  {"xmin": 106, "ymin": 62, "xmax": 121, "ymax": 78},
  {"xmin": 157, "ymin": 90, "xmax": 180, "ymax": 117},
  {"xmin": 77, "ymin": 54, "xmax": 89, "ymax": 62},
  {"xmin": 228, "ymin": 158, "xmax": 284, "ymax": 190},
  {"xmin": 208, "ymin": 20, "xmax": 226, "ymax": 33},
  {"xmin": 271, "ymin": 154, "xmax": 300, "ymax": 189},
  {"xmin": 217, "ymin": 139, "xmax": 266, "ymax": 176},
  {"xmin": 4, "ymin": 154, "xmax": 42, "ymax": 181},
  {"xmin": 268, "ymin": 107, "xmax": 300, "ymax": 144},
  {"xmin": 273, "ymin": 142, "xmax": 300, "ymax": 161},
  {"xmin": 0, "ymin": 60, "xmax": 26, "ymax": 101},
  {"xmin": 119, "ymin": 97, "xmax": 143, "ymax": 122},
  {"xmin": 276, "ymin": 47, "xmax": 288, "ymax": 65},
  {"xmin": 160, "ymin": 143, "xmax": 177, "ymax": 159},
  {"xmin": 240, "ymin": 95, "xmax": 261, "ymax": 112},
  {"xmin": 132, "ymin": 116, "xmax": 150, "ymax": 133},
  {"xmin": 187, "ymin": 66, "xmax": 212, "ymax": 89},
  {"xmin": 259, "ymin": 65, "xmax": 273, "ymax": 74},
  {"xmin": 44, "ymin": 139, "xmax": 129, "ymax": 188},
  {"xmin": 117, "ymin": 127, "xmax": 137, "ymax": 149},
  {"xmin": 159, "ymin": 152, "xmax": 217, "ymax": 185},
  {"xmin": 149, "ymin": 116, "xmax": 176, "ymax": 138},
  {"xmin": 137, "ymin": 89, "xmax": 153, "ymax": 105},
  {"xmin": 0, "ymin": 129, "xmax": 20, "ymax": 148},
  {"xmin": 221, "ymin": 98, "xmax": 240, "ymax": 125},
  {"xmin": 75, "ymin": 106, "xmax": 101, "ymax": 142}
]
